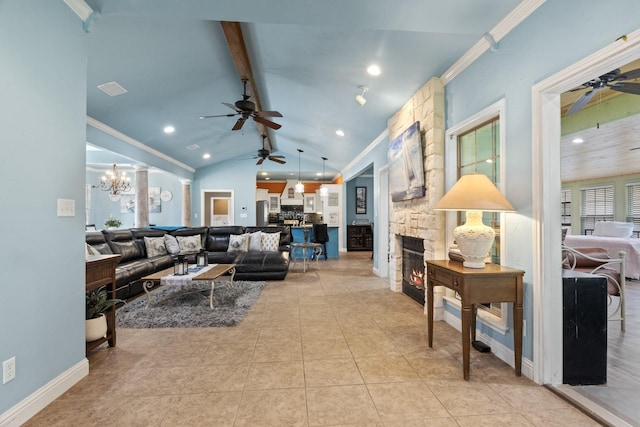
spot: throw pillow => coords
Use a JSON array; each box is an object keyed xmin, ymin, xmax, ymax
[
  {"xmin": 176, "ymin": 234, "xmax": 202, "ymax": 254},
  {"xmin": 144, "ymin": 236, "xmax": 168, "ymax": 257},
  {"xmin": 228, "ymin": 233, "xmax": 249, "ymax": 252},
  {"xmin": 164, "ymin": 234, "xmax": 181, "ymax": 255},
  {"xmin": 248, "ymin": 231, "xmax": 262, "ymax": 251},
  {"xmin": 261, "ymin": 231, "xmax": 281, "ymax": 252}
]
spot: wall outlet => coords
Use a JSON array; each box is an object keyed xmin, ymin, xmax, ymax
[{"xmin": 3, "ymin": 357, "xmax": 16, "ymax": 384}]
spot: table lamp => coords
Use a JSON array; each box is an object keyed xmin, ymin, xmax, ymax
[{"xmin": 434, "ymin": 173, "xmax": 515, "ymax": 268}]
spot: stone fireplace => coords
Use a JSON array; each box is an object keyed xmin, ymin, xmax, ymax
[{"xmin": 387, "ymin": 77, "xmax": 446, "ymax": 319}]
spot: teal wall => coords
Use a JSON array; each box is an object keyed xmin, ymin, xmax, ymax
[
  {"xmin": 0, "ymin": 0, "xmax": 87, "ymax": 414},
  {"xmin": 444, "ymin": 0, "xmax": 640, "ymax": 361},
  {"xmin": 86, "ymin": 169, "xmax": 184, "ymax": 228},
  {"xmin": 346, "ymin": 175, "xmax": 374, "ymax": 225}
]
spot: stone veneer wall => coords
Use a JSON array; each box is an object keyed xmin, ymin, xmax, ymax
[{"xmin": 387, "ymin": 77, "xmax": 446, "ymax": 317}]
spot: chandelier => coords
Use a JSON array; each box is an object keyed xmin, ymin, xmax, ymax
[{"xmin": 100, "ymin": 164, "xmax": 131, "ymax": 196}]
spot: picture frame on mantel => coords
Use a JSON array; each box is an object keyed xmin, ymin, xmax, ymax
[{"xmin": 356, "ymin": 186, "xmax": 367, "ymax": 214}]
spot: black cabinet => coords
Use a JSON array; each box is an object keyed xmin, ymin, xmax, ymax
[
  {"xmin": 347, "ymin": 225, "xmax": 373, "ymax": 251},
  {"xmin": 562, "ymin": 269, "xmax": 607, "ymax": 385}
]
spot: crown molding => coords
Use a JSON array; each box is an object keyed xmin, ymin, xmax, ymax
[{"xmin": 441, "ymin": 0, "xmax": 545, "ymax": 85}]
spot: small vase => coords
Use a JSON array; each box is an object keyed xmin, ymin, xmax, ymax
[{"xmin": 86, "ymin": 313, "xmax": 108, "ymax": 342}]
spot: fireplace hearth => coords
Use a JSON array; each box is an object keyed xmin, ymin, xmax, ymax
[{"xmin": 402, "ymin": 236, "xmax": 425, "ymax": 305}]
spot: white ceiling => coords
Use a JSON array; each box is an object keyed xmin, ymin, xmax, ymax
[{"xmin": 82, "ymin": 0, "xmax": 523, "ymax": 180}]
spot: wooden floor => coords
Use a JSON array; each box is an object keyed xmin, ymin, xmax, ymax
[{"xmin": 570, "ymin": 279, "xmax": 640, "ymax": 425}]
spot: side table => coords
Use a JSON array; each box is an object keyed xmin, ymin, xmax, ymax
[
  {"xmin": 425, "ymin": 259, "xmax": 524, "ymax": 380},
  {"xmin": 85, "ymin": 254, "xmax": 120, "ymax": 355}
]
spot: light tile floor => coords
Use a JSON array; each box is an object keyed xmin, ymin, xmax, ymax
[{"xmin": 25, "ymin": 252, "xmax": 600, "ymax": 426}]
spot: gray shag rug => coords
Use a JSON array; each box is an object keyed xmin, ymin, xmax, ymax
[{"xmin": 116, "ymin": 281, "xmax": 265, "ymax": 328}]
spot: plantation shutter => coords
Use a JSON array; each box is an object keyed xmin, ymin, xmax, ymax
[{"xmin": 626, "ymin": 183, "xmax": 640, "ymax": 232}]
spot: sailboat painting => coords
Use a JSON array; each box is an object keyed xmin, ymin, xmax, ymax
[{"xmin": 388, "ymin": 121, "xmax": 425, "ymax": 202}]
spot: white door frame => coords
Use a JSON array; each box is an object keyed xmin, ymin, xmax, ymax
[
  {"xmin": 376, "ymin": 165, "xmax": 390, "ymax": 277},
  {"xmin": 532, "ymin": 28, "xmax": 640, "ymax": 384},
  {"xmin": 201, "ymin": 189, "xmax": 234, "ymax": 226}
]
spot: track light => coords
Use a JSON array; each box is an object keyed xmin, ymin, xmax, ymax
[{"xmin": 355, "ymin": 86, "xmax": 369, "ymax": 106}]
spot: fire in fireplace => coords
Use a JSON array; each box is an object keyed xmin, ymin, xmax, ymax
[{"xmin": 402, "ymin": 236, "xmax": 425, "ymax": 305}]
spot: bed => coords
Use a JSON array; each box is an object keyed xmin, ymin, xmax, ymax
[{"xmin": 564, "ymin": 234, "xmax": 640, "ymax": 279}]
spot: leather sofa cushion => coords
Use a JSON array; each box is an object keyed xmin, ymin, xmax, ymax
[
  {"xmin": 208, "ymin": 252, "xmax": 238, "ymax": 264},
  {"xmin": 109, "ymin": 240, "xmax": 143, "ymax": 263},
  {"xmin": 233, "ymin": 251, "xmax": 289, "ymax": 273}
]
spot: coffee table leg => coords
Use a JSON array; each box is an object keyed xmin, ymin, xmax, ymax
[
  {"xmin": 142, "ymin": 280, "xmax": 154, "ymax": 308},
  {"xmin": 209, "ymin": 281, "xmax": 215, "ymax": 309}
]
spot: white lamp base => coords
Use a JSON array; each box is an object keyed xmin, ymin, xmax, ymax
[{"xmin": 453, "ymin": 210, "xmax": 495, "ymax": 269}]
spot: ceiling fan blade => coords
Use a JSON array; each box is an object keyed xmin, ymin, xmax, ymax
[
  {"xmin": 269, "ymin": 157, "xmax": 286, "ymax": 164},
  {"xmin": 566, "ymin": 88, "xmax": 600, "ymax": 115},
  {"xmin": 199, "ymin": 113, "xmax": 238, "ymax": 119},
  {"xmin": 609, "ymin": 82, "xmax": 640, "ymax": 96},
  {"xmin": 256, "ymin": 158, "xmax": 265, "ymax": 165},
  {"xmin": 269, "ymin": 155, "xmax": 285, "ymax": 159},
  {"xmin": 232, "ymin": 118, "xmax": 246, "ymax": 131},
  {"xmin": 256, "ymin": 110, "xmax": 283, "ymax": 118},
  {"xmin": 615, "ymin": 68, "xmax": 640, "ymax": 81},
  {"xmin": 223, "ymin": 102, "xmax": 242, "ymax": 112},
  {"xmin": 253, "ymin": 116, "xmax": 281, "ymax": 130}
]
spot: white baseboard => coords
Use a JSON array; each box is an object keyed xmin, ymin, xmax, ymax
[
  {"xmin": 443, "ymin": 310, "xmax": 534, "ymax": 380},
  {"xmin": 0, "ymin": 358, "xmax": 89, "ymax": 427}
]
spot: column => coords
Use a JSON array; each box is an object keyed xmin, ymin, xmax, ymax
[
  {"xmin": 135, "ymin": 165, "xmax": 149, "ymax": 227},
  {"xmin": 181, "ymin": 179, "xmax": 191, "ymax": 227}
]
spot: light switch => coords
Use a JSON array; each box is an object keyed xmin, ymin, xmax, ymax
[{"xmin": 57, "ymin": 199, "xmax": 75, "ymax": 217}]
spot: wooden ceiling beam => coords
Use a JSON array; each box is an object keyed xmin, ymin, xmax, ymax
[{"xmin": 220, "ymin": 21, "xmax": 273, "ymax": 152}]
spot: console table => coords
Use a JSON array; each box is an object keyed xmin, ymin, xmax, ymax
[
  {"xmin": 425, "ymin": 260, "xmax": 524, "ymax": 380},
  {"xmin": 85, "ymin": 254, "xmax": 120, "ymax": 355}
]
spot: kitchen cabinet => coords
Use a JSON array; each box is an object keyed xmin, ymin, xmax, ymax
[{"xmin": 304, "ymin": 194, "xmax": 316, "ymax": 213}]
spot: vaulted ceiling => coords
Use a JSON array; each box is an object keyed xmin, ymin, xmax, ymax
[{"xmin": 82, "ymin": 0, "xmax": 523, "ymax": 181}]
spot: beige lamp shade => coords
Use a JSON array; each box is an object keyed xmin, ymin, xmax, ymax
[
  {"xmin": 434, "ymin": 173, "xmax": 515, "ymax": 268},
  {"xmin": 433, "ymin": 173, "xmax": 515, "ymax": 212}
]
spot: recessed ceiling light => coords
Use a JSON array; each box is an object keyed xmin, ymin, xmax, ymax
[
  {"xmin": 316, "ymin": 172, "xmax": 322, "ymax": 176},
  {"xmin": 336, "ymin": 130, "xmax": 345, "ymax": 137},
  {"xmin": 367, "ymin": 64, "xmax": 381, "ymax": 76},
  {"xmin": 265, "ymin": 177, "xmax": 270, "ymax": 180},
  {"xmin": 261, "ymin": 172, "xmax": 268, "ymax": 176},
  {"xmin": 572, "ymin": 138, "xmax": 584, "ymax": 144},
  {"xmin": 163, "ymin": 125, "xmax": 175, "ymax": 134},
  {"xmin": 203, "ymin": 153, "xmax": 211, "ymax": 159}
]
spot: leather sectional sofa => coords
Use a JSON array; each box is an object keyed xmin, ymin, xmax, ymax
[{"xmin": 86, "ymin": 225, "xmax": 291, "ymax": 300}]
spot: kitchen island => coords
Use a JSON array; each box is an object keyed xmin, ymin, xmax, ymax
[{"xmin": 291, "ymin": 225, "xmax": 339, "ymax": 258}]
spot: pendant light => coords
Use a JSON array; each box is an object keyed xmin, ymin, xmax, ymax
[
  {"xmin": 320, "ymin": 157, "xmax": 329, "ymax": 196},
  {"xmin": 295, "ymin": 149, "xmax": 305, "ymax": 193}
]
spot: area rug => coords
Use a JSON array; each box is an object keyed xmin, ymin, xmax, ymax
[{"xmin": 116, "ymin": 281, "xmax": 265, "ymax": 328}]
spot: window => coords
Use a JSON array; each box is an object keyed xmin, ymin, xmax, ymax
[
  {"xmin": 626, "ymin": 183, "xmax": 640, "ymax": 232},
  {"xmin": 580, "ymin": 186, "xmax": 614, "ymax": 234},
  {"xmin": 458, "ymin": 117, "xmax": 501, "ymax": 264},
  {"xmin": 561, "ymin": 189, "xmax": 572, "ymax": 227}
]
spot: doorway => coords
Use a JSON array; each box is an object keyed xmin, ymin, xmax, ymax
[
  {"xmin": 533, "ymin": 27, "xmax": 640, "ymax": 424},
  {"xmin": 202, "ymin": 190, "xmax": 234, "ymax": 226}
]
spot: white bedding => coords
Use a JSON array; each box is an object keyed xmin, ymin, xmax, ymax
[{"xmin": 564, "ymin": 235, "xmax": 640, "ymax": 279}]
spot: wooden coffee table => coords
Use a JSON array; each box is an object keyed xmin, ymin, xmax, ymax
[{"xmin": 141, "ymin": 263, "xmax": 236, "ymax": 309}]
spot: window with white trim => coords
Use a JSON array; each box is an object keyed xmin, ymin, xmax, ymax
[
  {"xmin": 626, "ymin": 182, "xmax": 640, "ymax": 233},
  {"xmin": 580, "ymin": 186, "xmax": 613, "ymax": 234}
]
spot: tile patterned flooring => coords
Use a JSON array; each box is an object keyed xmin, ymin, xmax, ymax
[{"xmin": 25, "ymin": 253, "xmax": 599, "ymax": 426}]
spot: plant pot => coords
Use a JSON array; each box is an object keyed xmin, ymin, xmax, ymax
[{"xmin": 86, "ymin": 313, "xmax": 108, "ymax": 342}]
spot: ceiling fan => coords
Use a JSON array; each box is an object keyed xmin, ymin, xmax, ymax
[
  {"xmin": 565, "ymin": 67, "xmax": 640, "ymax": 115},
  {"xmin": 199, "ymin": 78, "xmax": 282, "ymax": 131},
  {"xmin": 252, "ymin": 135, "xmax": 286, "ymax": 165}
]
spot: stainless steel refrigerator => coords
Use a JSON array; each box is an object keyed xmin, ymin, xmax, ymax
[{"xmin": 256, "ymin": 200, "xmax": 268, "ymax": 226}]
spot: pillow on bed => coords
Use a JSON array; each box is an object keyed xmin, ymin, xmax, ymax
[{"xmin": 593, "ymin": 221, "xmax": 634, "ymax": 238}]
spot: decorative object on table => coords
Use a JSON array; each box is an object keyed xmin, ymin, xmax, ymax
[
  {"xmin": 116, "ymin": 281, "xmax": 266, "ymax": 328},
  {"xmin": 295, "ymin": 148, "xmax": 304, "ymax": 193},
  {"xmin": 388, "ymin": 121, "xmax": 425, "ymax": 202},
  {"xmin": 434, "ymin": 173, "xmax": 515, "ymax": 268},
  {"xmin": 174, "ymin": 255, "xmax": 188, "ymax": 275},
  {"xmin": 355, "ymin": 186, "xmax": 367, "ymax": 214},
  {"xmin": 99, "ymin": 163, "xmax": 131, "ymax": 196},
  {"xmin": 85, "ymin": 286, "xmax": 124, "ymax": 342},
  {"xmin": 104, "ymin": 216, "xmax": 122, "ymax": 229},
  {"xmin": 196, "ymin": 249, "xmax": 208, "ymax": 267}
]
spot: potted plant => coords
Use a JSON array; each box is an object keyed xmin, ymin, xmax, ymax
[
  {"xmin": 85, "ymin": 286, "xmax": 125, "ymax": 342},
  {"xmin": 104, "ymin": 217, "xmax": 122, "ymax": 229}
]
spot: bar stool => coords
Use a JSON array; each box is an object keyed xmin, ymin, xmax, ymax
[{"xmin": 313, "ymin": 223, "xmax": 329, "ymax": 260}]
